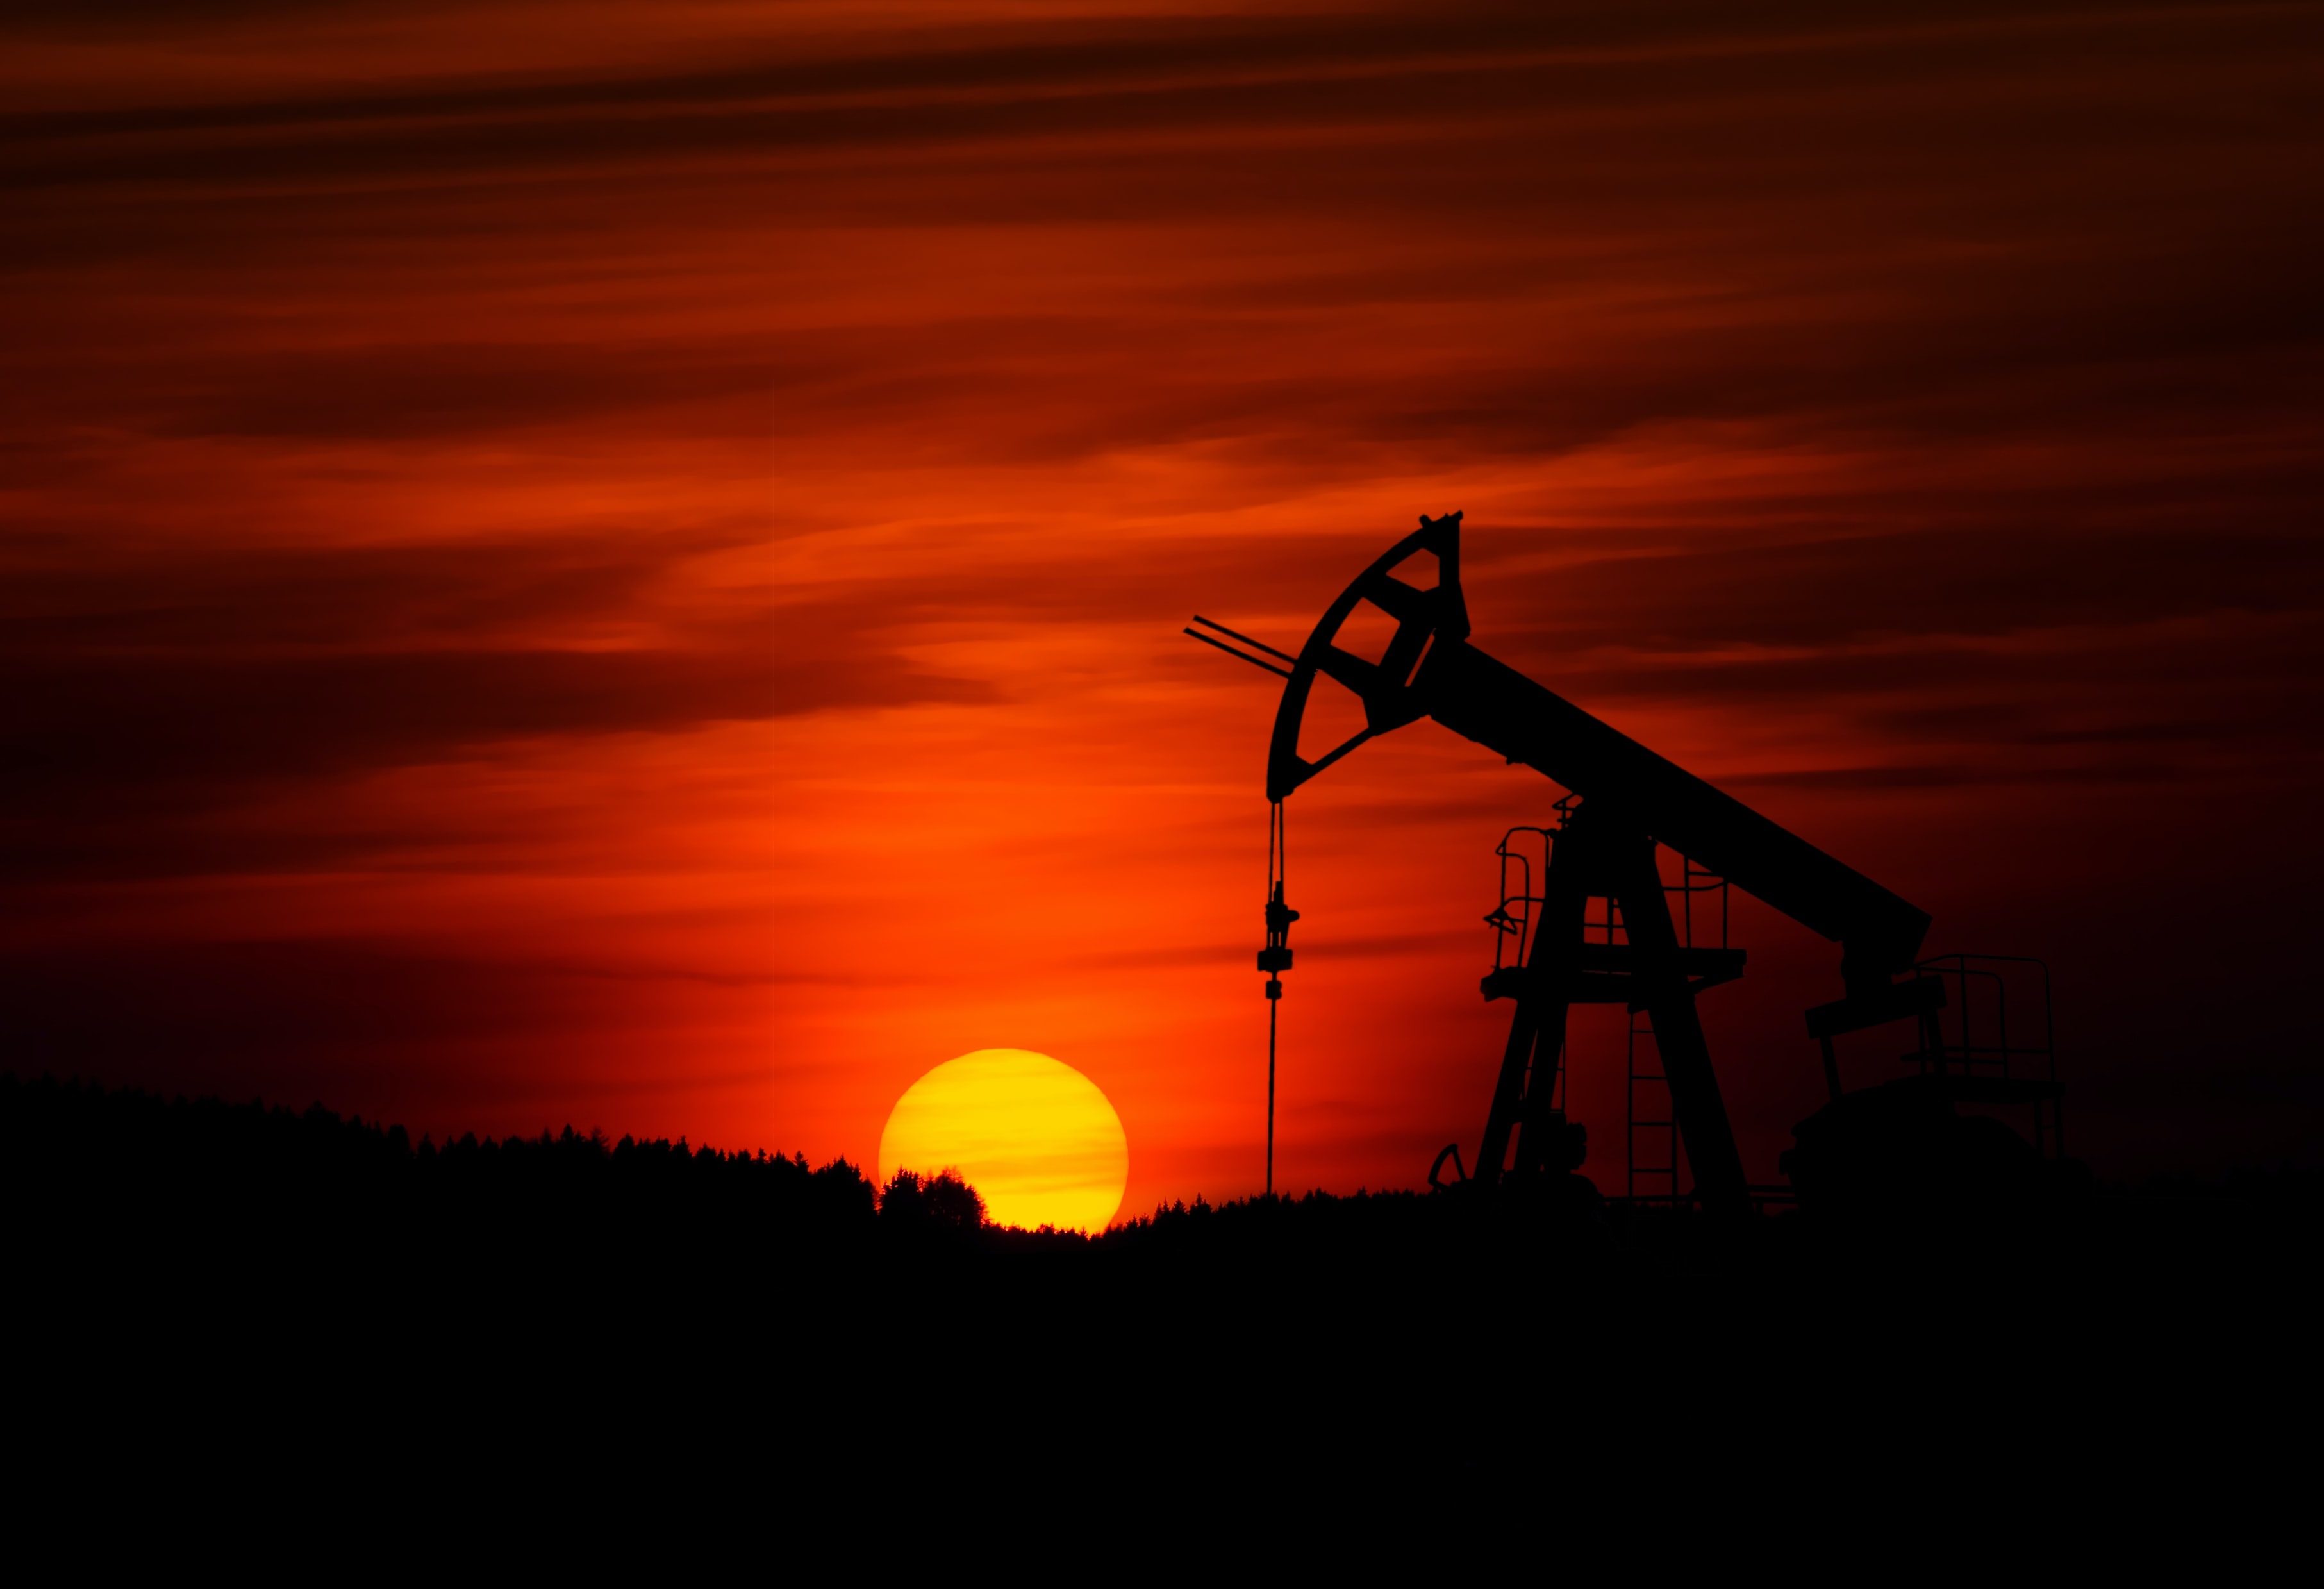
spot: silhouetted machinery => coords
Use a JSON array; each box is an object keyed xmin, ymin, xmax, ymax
[{"xmin": 1189, "ymin": 513, "xmax": 2064, "ymax": 1216}]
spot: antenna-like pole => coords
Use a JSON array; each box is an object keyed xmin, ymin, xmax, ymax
[
  {"xmin": 1259, "ymin": 799, "xmax": 1297, "ymax": 1197},
  {"xmin": 1266, "ymin": 985, "xmax": 1277, "ymax": 1197}
]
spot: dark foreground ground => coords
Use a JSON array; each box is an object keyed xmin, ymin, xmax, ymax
[
  {"xmin": 8, "ymin": 1071, "xmax": 2316, "ymax": 1456},
  {"xmin": 10, "ymin": 1071, "xmax": 2312, "ymax": 1567}
]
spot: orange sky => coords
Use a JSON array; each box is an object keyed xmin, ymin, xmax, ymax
[{"xmin": 5, "ymin": 1, "xmax": 2321, "ymax": 1208}]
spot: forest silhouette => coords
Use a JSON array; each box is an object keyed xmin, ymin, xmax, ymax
[
  {"xmin": 11, "ymin": 1071, "xmax": 2314, "ymax": 1295},
  {"xmin": 15, "ymin": 1073, "xmax": 2307, "ymax": 1485},
  {"xmin": 10, "ymin": 1067, "xmax": 2316, "ymax": 1444}
]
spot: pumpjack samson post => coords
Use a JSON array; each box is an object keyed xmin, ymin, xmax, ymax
[{"xmin": 1190, "ymin": 513, "xmax": 2063, "ymax": 1215}]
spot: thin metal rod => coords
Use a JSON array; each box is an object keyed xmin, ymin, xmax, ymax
[
  {"xmin": 1266, "ymin": 992, "xmax": 1277, "ymax": 1198},
  {"xmin": 1190, "ymin": 615, "xmax": 1298, "ymax": 665},
  {"xmin": 1184, "ymin": 627, "xmax": 1293, "ymax": 678},
  {"xmin": 1274, "ymin": 798, "xmax": 1286, "ymax": 901},
  {"xmin": 1268, "ymin": 799, "xmax": 1284, "ymax": 1196}
]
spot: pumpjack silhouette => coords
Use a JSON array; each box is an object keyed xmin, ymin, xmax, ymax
[{"xmin": 1190, "ymin": 513, "xmax": 2063, "ymax": 1217}]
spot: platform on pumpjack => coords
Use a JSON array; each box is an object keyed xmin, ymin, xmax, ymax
[{"xmin": 1189, "ymin": 512, "xmax": 2070, "ymax": 1219}]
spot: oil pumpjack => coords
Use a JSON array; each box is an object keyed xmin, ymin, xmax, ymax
[{"xmin": 1189, "ymin": 513, "xmax": 2064, "ymax": 1215}]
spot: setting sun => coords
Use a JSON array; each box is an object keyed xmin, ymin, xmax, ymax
[{"xmin": 877, "ymin": 1050, "xmax": 1129, "ymax": 1231}]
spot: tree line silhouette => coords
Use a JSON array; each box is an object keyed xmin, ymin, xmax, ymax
[
  {"xmin": 1, "ymin": 1070, "xmax": 1459, "ymax": 1260},
  {"xmin": 4, "ymin": 1071, "xmax": 898, "ymax": 1256},
  {"xmin": 10, "ymin": 1069, "xmax": 2310, "ymax": 1452},
  {"xmin": 0, "ymin": 1070, "xmax": 1620, "ymax": 1297},
  {"xmin": 9, "ymin": 1069, "xmax": 2317, "ymax": 1292}
]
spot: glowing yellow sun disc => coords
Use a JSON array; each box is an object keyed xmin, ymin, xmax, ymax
[{"xmin": 877, "ymin": 1049, "xmax": 1127, "ymax": 1232}]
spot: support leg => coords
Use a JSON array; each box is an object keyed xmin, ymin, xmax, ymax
[
  {"xmin": 1477, "ymin": 828, "xmax": 1588, "ymax": 1186},
  {"xmin": 1511, "ymin": 1001, "xmax": 1575, "ymax": 1178},
  {"xmin": 1616, "ymin": 840, "xmax": 1750, "ymax": 1217},
  {"xmin": 1477, "ymin": 1002, "xmax": 1535, "ymax": 1188}
]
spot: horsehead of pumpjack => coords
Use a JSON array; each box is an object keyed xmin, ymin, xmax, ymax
[
  {"xmin": 1263, "ymin": 512, "xmax": 1473, "ymax": 804},
  {"xmin": 1196, "ymin": 511, "xmax": 2064, "ymax": 1217}
]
